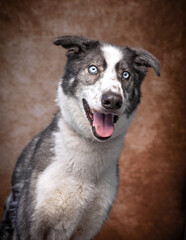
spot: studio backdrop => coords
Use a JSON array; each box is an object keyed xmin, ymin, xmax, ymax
[{"xmin": 0, "ymin": 0, "xmax": 185, "ymax": 239}]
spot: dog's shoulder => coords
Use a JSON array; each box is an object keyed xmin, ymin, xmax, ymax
[{"xmin": 12, "ymin": 111, "xmax": 61, "ymax": 186}]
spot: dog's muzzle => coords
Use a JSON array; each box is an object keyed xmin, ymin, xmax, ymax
[{"xmin": 82, "ymin": 96, "xmax": 120, "ymax": 141}]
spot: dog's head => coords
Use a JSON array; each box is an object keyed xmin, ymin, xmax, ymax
[{"xmin": 54, "ymin": 35, "xmax": 160, "ymax": 141}]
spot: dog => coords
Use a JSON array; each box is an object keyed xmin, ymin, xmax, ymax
[{"xmin": 0, "ymin": 35, "xmax": 160, "ymax": 240}]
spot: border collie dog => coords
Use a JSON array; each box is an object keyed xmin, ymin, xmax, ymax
[{"xmin": 0, "ymin": 36, "xmax": 160, "ymax": 240}]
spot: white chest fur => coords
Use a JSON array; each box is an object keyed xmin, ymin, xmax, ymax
[{"xmin": 33, "ymin": 117, "xmax": 125, "ymax": 239}]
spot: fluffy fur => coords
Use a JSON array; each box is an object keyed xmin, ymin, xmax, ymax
[{"xmin": 0, "ymin": 35, "xmax": 160, "ymax": 240}]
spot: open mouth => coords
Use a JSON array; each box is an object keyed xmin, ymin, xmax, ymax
[{"xmin": 82, "ymin": 98, "xmax": 119, "ymax": 141}]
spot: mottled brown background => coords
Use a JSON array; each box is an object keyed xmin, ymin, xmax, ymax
[{"xmin": 0, "ymin": 0, "xmax": 185, "ymax": 239}]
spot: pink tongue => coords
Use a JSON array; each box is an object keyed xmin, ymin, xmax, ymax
[{"xmin": 93, "ymin": 112, "xmax": 114, "ymax": 138}]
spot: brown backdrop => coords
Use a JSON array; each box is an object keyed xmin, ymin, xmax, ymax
[{"xmin": 0, "ymin": 0, "xmax": 185, "ymax": 239}]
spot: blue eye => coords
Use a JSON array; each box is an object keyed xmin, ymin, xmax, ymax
[
  {"xmin": 123, "ymin": 71, "xmax": 130, "ymax": 80},
  {"xmin": 88, "ymin": 65, "xmax": 98, "ymax": 75}
]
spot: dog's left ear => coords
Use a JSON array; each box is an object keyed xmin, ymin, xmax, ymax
[
  {"xmin": 132, "ymin": 47, "xmax": 160, "ymax": 77},
  {"xmin": 53, "ymin": 35, "xmax": 100, "ymax": 58}
]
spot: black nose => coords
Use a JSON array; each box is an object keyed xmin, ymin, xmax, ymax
[{"xmin": 101, "ymin": 92, "xmax": 122, "ymax": 110}]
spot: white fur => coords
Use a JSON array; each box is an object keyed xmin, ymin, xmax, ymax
[{"xmin": 68, "ymin": 77, "xmax": 75, "ymax": 86}]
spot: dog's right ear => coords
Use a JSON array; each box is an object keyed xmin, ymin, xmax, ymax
[{"xmin": 53, "ymin": 35, "xmax": 100, "ymax": 58}]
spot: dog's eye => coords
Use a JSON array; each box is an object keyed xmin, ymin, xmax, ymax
[
  {"xmin": 123, "ymin": 71, "xmax": 130, "ymax": 80},
  {"xmin": 88, "ymin": 65, "xmax": 98, "ymax": 75}
]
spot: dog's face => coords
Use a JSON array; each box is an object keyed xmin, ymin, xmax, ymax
[{"xmin": 54, "ymin": 36, "xmax": 160, "ymax": 141}]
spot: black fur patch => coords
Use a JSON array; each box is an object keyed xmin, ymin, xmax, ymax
[
  {"xmin": 117, "ymin": 46, "xmax": 160, "ymax": 116},
  {"xmin": 62, "ymin": 46, "xmax": 105, "ymax": 95}
]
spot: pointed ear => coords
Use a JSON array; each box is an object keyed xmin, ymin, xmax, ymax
[
  {"xmin": 132, "ymin": 47, "xmax": 160, "ymax": 76},
  {"xmin": 53, "ymin": 35, "xmax": 100, "ymax": 58}
]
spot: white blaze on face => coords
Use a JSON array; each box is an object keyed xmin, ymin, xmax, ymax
[
  {"xmin": 101, "ymin": 44, "xmax": 123, "ymax": 76},
  {"xmin": 100, "ymin": 44, "xmax": 124, "ymax": 98}
]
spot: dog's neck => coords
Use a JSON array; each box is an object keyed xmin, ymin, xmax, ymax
[{"xmin": 53, "ymin": 114, "xmax": 125, "ymax": 183}]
